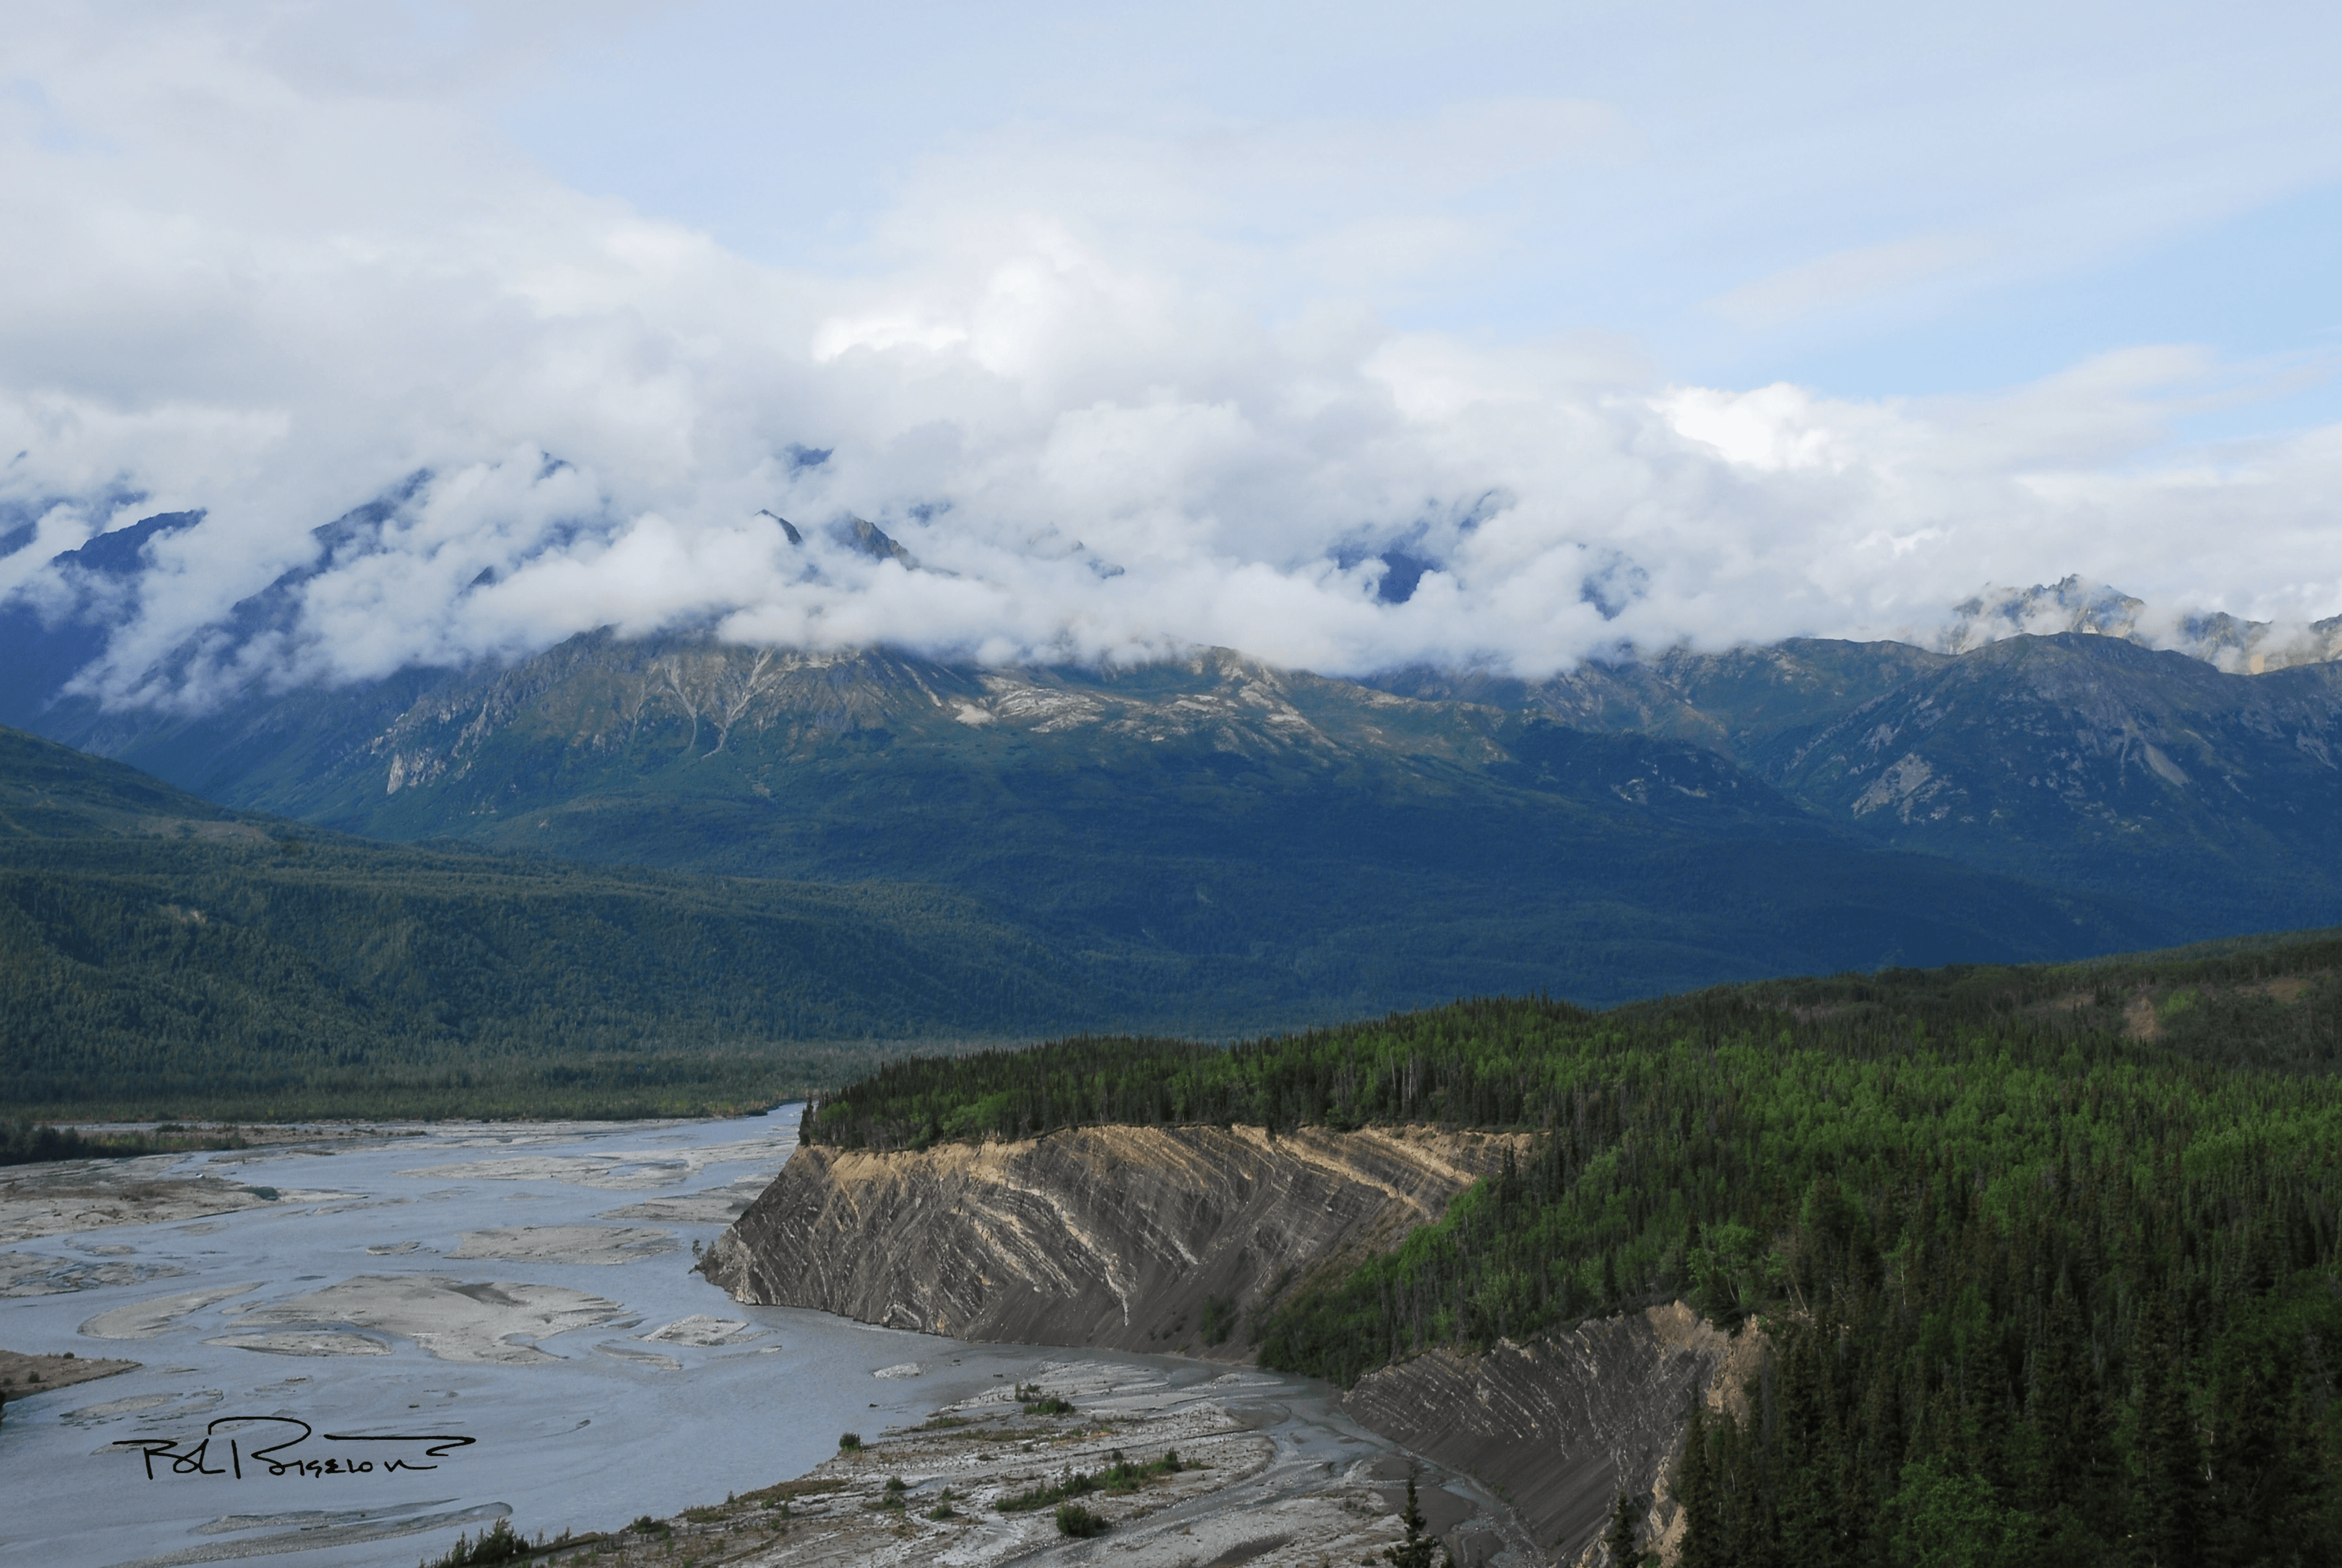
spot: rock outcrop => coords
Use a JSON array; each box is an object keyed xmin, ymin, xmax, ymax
[
  {"xmin": 702, "ymin": 1126, "xmax": 1761, "ymax": 1565},
  {"xmin": 697, "ymin": 1124, "xmax": 1516, "ymax": 1353},
  {"xmin": 1344, "ymin": 1303, "xmax": 1763, "ymax": 1565}
]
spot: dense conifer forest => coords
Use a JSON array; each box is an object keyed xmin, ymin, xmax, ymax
[
  {"xmin": 806, "ymin": 933, "xmax": 2342, "ymax": 1565},
  {"xmin": 0, "ymin": 723, "xmax": 1071, "ymax": 1117},
  {"xmin": 0, "ymin": 834, "xmax": 1047, "ymax": 1118}
]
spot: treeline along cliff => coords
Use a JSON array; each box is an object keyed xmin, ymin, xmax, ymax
[{"xmin": 787, "ymin": 938, "xmax": 2342, "ymax": 1565}]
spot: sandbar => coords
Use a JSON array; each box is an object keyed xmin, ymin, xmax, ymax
[
  {"xmin": 0, "ymin": 1347, "xmax": 139, "ymax": 1399},
  {"xmin": 204, "ymin": 1330, "xmax": 393, "ymax": 1357},
  {"xmin": 101, "ymin": 1500, "xmax": 512, "ymax": 1568},
  {"xmin": 81, "ymin": 1284, "xmax": 262, "ymax": 1340},
  {"xmin": 448, "ymin": 1224, "xmax": 673, "ymax": 1265},
  {"xmin": 1, "ymin": 1249, "xmax": 184, "ymax": 1297},
  {"xmin": 640, "ymin": 1314, "xmax": 759, "ymax": 1346},
  {"xmin": 226, "ymin": 1274, "xmax": 627, "ymax": 1364},
  {"xmin": 403, "ymin": 1137, "xmax": 790, "ymax": 1192},
  {"xmin": 597, "ymin": 1178, "xmax": 771, "ymax": 1224},
  {"xmin": 0, "ymin": 1159, "xmax": 282, "ymax": 1243}
]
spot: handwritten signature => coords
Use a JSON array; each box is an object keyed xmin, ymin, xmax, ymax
[{"xmin": 114, "ymin": 1418, "xmax": 476, "ymax": 1481}]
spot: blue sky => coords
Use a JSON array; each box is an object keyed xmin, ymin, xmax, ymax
[
  {"xmin": 494, "ymin": 0, "xmax": 2342, "ymax": 422},
  {"xmin": 3, "ymin": 1, "xmax": 2340, "ymax": 694}
]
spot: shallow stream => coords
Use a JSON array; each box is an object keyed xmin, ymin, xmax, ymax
[{"xmin": 0, "ymin": 1112, "xmax": 1443, "ymax": 1568}]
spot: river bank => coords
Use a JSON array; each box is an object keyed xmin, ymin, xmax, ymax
[{"xmin": 0, "ymin": 1113, "xmax": 1521, "ymax": 1568}]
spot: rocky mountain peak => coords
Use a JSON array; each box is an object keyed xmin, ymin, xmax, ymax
[{"xmin": 1943, "ymin": 574, "xmax": 2342, "ymax": 673}]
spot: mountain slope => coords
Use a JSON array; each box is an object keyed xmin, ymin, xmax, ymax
[
  {"xmin": 1386, "ymin": 631, "xmax": 2342, "ymax": 934},
  {"xmin": 27, "ymin": 636, "xmax": 2166, "ymax": 1008},
  {"xmin": 0, "ymin": 710, "xmax": 2166, "ymax": 1120},
  {"xmin": 0, "ymin": 725, "xmax": 1118, "ymax": 1115},
  {"xmin": 0, "ymin": 509, "xmax": 205, "ymax": 732},
  {"xmin": 68, "ymin": 610, "xmax": 2342, "ymax": 962},
  {"xmin": 1372, "ymin": 636, "xmax": 1956, "ymax": 761},
  {"xmin": 1766, "ymin": 633, "xmax": 2342, "ymax": 928},
  {"xmin": 17, "ymin": 509, "xmax": 2342, "ymax": 996}
]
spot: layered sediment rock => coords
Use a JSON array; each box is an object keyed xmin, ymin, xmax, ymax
[
  {"xmin": 703, "ymin": 1124, "xmax": 1759, "ymax": 1565},
  {"xmin": 1345, "ymin": 1303, "xmax": 1762, "ymax": 1565},
  {"xmin": 697, "ymin": 1124, "xmax": 1515, "ymax": 1353}
]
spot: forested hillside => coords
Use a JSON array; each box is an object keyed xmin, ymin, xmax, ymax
[
  {"xmin": 805, "ymin": 936, "xmax": 2342, "ymax": 1565},
  {"xmin": 29, "ymin": 609, "xmax": 2342, "ymax": 967},
  {"xmin": 27, "ymin": 630, "xmax": 2187, "ymax": 1010},
  {"xmin": 14, "ymin": 508, "xmax": 2342, "ymax": 1021},
  {"xmin": 0, "ymin": 724, "xmax": 1085, "ymax": 1117}
]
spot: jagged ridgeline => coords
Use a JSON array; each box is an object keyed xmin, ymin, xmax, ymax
[{"xmin": 804, "ymin": 941, "xmax": 2342, "ymax": 1564}]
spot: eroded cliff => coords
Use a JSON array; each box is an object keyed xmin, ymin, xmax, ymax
[
  {"xmin": 701, "ymin": 1125, "xmax": 1758, "ymax": 1565},
  {"xmin": 1344, "ymin": 1302, "xmax": 1762, "ymax": 1565},
  {"xmin": 697, "ymin": 1123, "xmax": 1516, "ymax": 1353}
]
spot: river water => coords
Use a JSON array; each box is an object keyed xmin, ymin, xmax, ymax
[{"xmin": 0, "ymin": 1111, "xmax": 1407, "ymax": 1568}]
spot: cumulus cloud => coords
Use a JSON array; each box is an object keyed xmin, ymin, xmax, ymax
[{"xmin": 3, "ymin": 2, "xmax": 2340, "ymax": 714}]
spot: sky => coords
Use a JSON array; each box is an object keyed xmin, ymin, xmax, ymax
[{"xmin": 3, "ymin": 0, "xmax": 2341, "ymax": 705}]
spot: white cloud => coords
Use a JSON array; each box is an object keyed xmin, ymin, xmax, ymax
[{"xmin": 3, "ymin": 3, "xmax": 2341, "ymax": 715}]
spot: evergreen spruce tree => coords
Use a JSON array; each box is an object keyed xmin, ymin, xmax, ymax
[
  {"xmin": 2033, "ymin": 1289, "xmax": 2118, "ymax": 1548},
  {"xmin": 1603, "ymin": 1485, "xmax": 1642, "ymax": 1568},
  {"xmin": 2207, "ymin": 1364, "xmax": 2283, "ymax": 1565},
  {"xmin": 1773, "ymin": 1322, "xmax": 1843, "ymax": 1568},
  {"xmin": 1676, "ymin": 1404, "xmax": 1724, "ymax": 1568},
  {"xmin": 2275, "ymin": 1381, "xmax": 2340, "ymax": 1568},
  {"xmin": 2133, "ymin": 1296, "xmax": 2207, "ymax": 1568},
  {"xmin": 1384, "ymin": 1476, "xmax": 1440, "ymax": 1568}
]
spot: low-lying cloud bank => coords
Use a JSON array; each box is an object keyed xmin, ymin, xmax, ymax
[{"xmin": 4, "ymin": 7, "xmax": 2339, "ymax": 714}]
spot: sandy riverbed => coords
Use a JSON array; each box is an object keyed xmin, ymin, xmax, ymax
[
  {"xmin": 461, "ymin": 1357, "xmax": 1527, "ymax": 1568},
  {"xmin": 0, "ymin": 1115, "xmax": 1532, "ymax": 1568}
]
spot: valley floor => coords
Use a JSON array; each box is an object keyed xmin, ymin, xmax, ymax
[{"xmin": 0, "ymin": 1118, "xmax": 1525, "ymax": 1568}]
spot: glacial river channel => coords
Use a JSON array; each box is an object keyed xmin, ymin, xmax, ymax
[{"xmin": 0, "ymin": 1110, "xmax": 1431, "ymax": 1568}]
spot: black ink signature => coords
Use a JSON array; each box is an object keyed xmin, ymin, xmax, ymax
[{"xmin": 113, "ymin": 1417, "xmax": 477, "ymax": 1480}]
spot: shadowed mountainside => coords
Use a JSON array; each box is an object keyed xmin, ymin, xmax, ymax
[
  {"xmin": 23, "ymin": 633, "xmax": 2177, "ymax": 1012},
  {"xmin": 14, "ymin": 507, "xmax": 2342, "ymax": 1036},
  {"xmin": 0, "ymin": 723, "xmax": 1090, "ymax": 1115},
  {"xmin": 1768, "ymin": 634, "xmax": 2342, "ymax": 921}
]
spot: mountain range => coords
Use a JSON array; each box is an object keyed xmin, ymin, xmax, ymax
[{"xmin": 7, "ymin": 507, "xmax": 2342, "ymax": 1048}]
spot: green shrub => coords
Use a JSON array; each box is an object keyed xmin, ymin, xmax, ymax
[
  {"xmin": 1198, "ymin": 1293, "xmax": 1236, "ymax": 1346},
  {"xmin": 1055, "ymin": 1502, "xmax": 1108, "ymax": 1538},
  {"xmin": 419, "ymin": 1518, "xmax": 530, "ymax": 1567}
]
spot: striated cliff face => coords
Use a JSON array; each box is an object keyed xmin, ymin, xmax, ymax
[
  {"xmin": 697, "ymin": 1124, "xmax": 1516, "ymax": 1354},
  {"xmin": 701, "ymin": 1125, "xmax": 1759, "ymax": 1565},
  {"xmin": 1344, "ymin": 1303, "xmax": 1762, "ymax": 1566}
]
